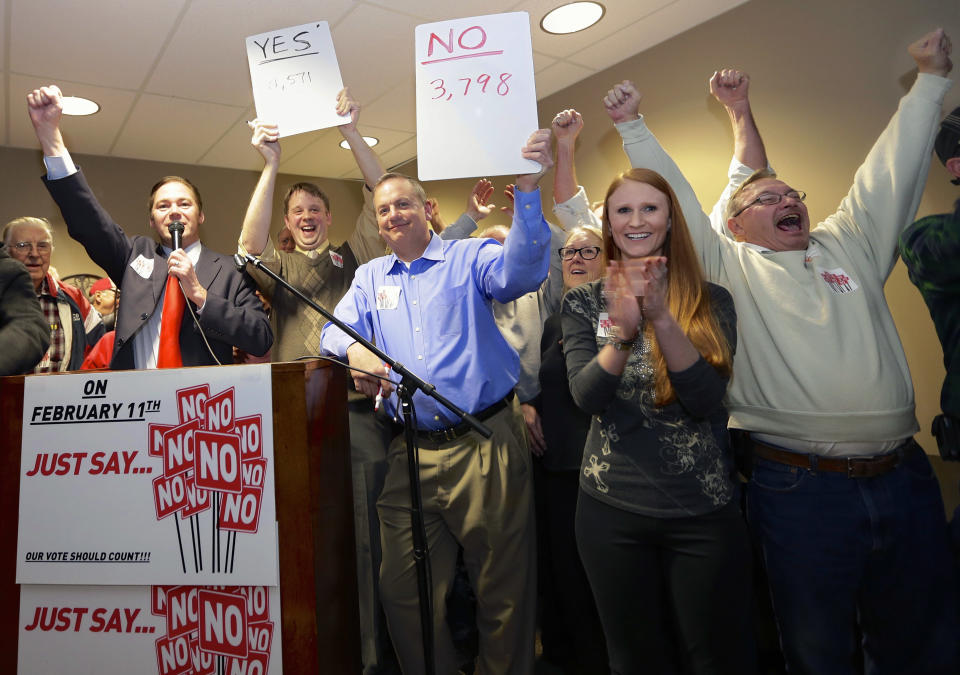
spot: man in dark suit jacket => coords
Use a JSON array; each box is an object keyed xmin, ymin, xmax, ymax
[{"xmin": 27, "ymin": 85, "xmax": 272, "ymax": 369}]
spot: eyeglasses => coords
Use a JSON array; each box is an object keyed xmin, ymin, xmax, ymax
[
  {"xmin": 12, "ymin": 240, "xmax": 52, "ymax": 254},
  {"xmin": 731, "ymin": 190, "xmax": 806, "ymax": 217},
  {"xmin": 558, "ymin": 246, "xmax": 601, "ymax": 261}
]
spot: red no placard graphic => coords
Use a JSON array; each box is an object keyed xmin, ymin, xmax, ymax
[
  {"xmin": 149, "ymin": 423, "xmax": 176, "ymax": 458},
  {"xmin": 152, "ymin": 585, "xmax": 273, "ymax": 674},
  {"xmin": 198, "ymin": 590, "xmax": 248, "ymax": 658},
  {"xmin": 165, "ymin": 586, "xmax": 199, "ymax": 639},
  {"xmin": 194, "ymin": 430, "xmax": 243, "ymax": 493},
  {"xmin": 162, "ymin": 419, "xmax": 200, "ymax": 477},
  {"xmin": 181, "ymin": 473, "xmax": 212, "ymax": 518},
  {"xmin": 177, "ymin": 384, "xmax": 210, "ymax": 426},
  {"xmin": 241, "ymin": 458, "xmax": 267, "ymax": 489},
  {"xmin": 156, "ymin": 632, "xmax": 193, "ymax": 675},
  {"xmin": 153, "ymin": 473, "xmax": 189, "ymax": 520},
  {"xmin": 203, "ymin": 387, "xmax": 236, "ymax": 432},
  {"xmin": 234, "ymin": 414, "xmax": 263, "ymax": 460},
  {"xmin": 219, "ymin": 486, "xmax": 263, "ymax": 533}
]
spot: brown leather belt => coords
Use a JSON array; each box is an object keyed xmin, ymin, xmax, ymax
[
  {"xmin": 749, "ymin": 436, "xmax": 918, "ymax": 478},
  {"xmin": 416, "ymin": 393, "xmax": 514, "ymax": 445}
]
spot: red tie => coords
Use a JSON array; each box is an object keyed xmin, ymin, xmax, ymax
[{"xmin": 157, "ymin": 274, "xmax": 185, "ymax": 368}]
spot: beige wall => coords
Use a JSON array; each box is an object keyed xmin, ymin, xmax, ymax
[
  {"xmin": 2, "ymin": 0, "xmax": 957, "ymax": 461},
  {"xmin": 420, "ymin": 0, "xmax": 960, "ymax": 457},
  {"xmin": 0, "ymin": 146, "xmax": 366, "ymax": 280}
]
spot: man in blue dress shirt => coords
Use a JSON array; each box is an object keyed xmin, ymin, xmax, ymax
[{"xmin": 321, "ymin": 130, "xmax": 553, "ymax": 674}]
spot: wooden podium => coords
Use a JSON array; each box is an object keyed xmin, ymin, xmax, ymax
[{"xmin": 0, "ymin": 359, "xmax": 360, "ymax": 673}]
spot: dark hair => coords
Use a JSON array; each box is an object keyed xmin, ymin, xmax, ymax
[
  {"xmin": 148, "ymin": 176, "xmax": 203, "ymax": 213},
  {"xmin": 282, "ymin": 182, "xmax": 330, "ymax": 215}
]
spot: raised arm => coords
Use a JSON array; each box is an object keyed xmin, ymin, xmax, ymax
[
  {"xmin": 338, "ymin": 88, "xmax": 388, "ymax": 264},
  {"xmin": 480, "ymin": 131, "xmax": 553, "ymax": 303},
  {"xmin": 828, "ymin": 28, "xmax": 953, "ymax": 273},
  {"xmin": 552, "ymin": 109, "xmax": 601, "ymax": 229},
  {"xmin": 705, "ymin": 69, "xmax": 770, "ymax": 236},
  {"xmin": 239, "ymin": 120, "xmax": 281, "ymax": 256},
  {"xmin": 440, "ymin": 179, "xmax": 495, "ymax": 241},
  {"xmin": 709, "ymin": 69, "xmax": 767, "ymax": 171},
  {"xmin": 337, "ymin": 88, "xmax": 384, "ymax": 190}
]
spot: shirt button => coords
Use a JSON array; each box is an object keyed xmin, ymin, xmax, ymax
[
  {"xmin": 413, "ymin": 301, "xmax": 417, "ymax": 305},
  {"xmin": 417, "ymin": 355, "xmax": 423, "ymax": 360},
  {"xmin": 415, "ymin": 327, "xmax": 420, "ymax": 332},
  {"xmin": 140, "ymin": 313, "xmax": 149, "ymax": 320}
]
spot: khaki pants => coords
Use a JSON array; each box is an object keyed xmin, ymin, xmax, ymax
[{"xmin": 377, "ymin": 401, "xmax": 537, "ymax": 675}]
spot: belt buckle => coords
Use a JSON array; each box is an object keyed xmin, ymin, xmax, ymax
[
  {"xmin": 846, "ymin": 457, "xmax": 858, "ymax": 478},
  {"xmin": 441, "ymin": 427, "xmax": 458, "ymax": 442}
]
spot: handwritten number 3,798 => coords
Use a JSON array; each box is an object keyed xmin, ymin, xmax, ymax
[{"xmin": 430, "ymin": 73, "xmax": 512, "ymax": 100}]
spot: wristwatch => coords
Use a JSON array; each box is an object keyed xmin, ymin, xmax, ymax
[{"xmin": 611, "ymin": 337, "xmax": 636, "ymax": 352}]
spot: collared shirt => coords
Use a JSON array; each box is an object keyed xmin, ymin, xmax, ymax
[
  {"xmin": 321, "ymin": 188, "xmax": 550, "ymax": 429},
  {"xmin": 133, "ymin": 241, "xmax": 203, "ymax": 370},
  {"xmin": 34, "ymin": 276, "xmax": 64, "ymax": 373}
]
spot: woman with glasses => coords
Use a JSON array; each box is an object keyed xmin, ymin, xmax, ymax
[
  {"xmin": 561, "ymin": 168, "xmax": 754, "ymax": 674},
  {"xmin": 534, "ymin": 225, "xmax": 609, "ymax": 673}
]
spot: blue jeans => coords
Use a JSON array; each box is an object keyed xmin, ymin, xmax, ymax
[{"xmin": 747, "ymin": 446, "xmax": 959, "ymax": 674}]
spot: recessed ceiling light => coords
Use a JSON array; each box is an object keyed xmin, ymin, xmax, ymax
[
  {"xmin": 61, "ymin": 96, "xmax": 100, "ymax": 116},
  {"xmin": 340, "ymin": 136, "xmax": 379, "ymax": 150},
  {"xmin": 541, "ymin": 2, "xmax": 605, "ymax": 35}
]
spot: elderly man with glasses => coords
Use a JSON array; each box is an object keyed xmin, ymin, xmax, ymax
[{"xmin": 2, "ymin": 217, "xmax": 103, "ymax": 373}]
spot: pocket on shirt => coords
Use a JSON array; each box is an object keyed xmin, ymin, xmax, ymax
[{"xmin": 433, "ymin": 285, "xmax": 467, "ymax": 337}]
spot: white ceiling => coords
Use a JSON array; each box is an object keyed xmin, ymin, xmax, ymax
[{"xmin": 0, "ymin": 0, "xmax": 747, "ymax": 180}]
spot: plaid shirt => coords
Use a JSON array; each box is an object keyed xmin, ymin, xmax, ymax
[{"xmin": 34, "ymin": 276, "xmax": 65, "ymax": 373}]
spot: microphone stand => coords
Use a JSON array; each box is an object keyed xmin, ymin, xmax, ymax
[{"xmin": 235, "ymin": 253, "xmax": 491, "ymax": 675}]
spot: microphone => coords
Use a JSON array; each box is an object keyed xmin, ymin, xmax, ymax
[{"xmin": 168, "ymin": 221, "xmax": 185, "ymax": 251}]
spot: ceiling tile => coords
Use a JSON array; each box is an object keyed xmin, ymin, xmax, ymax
[
  {"xmin": 279, "ymin": 125, "xmax": 412, "ymax": 177},
  {"xmin": 10, "ymin": 0, "xmax": 187, "ymax": 89},
  {"xmin": 7, "ymin": 75, "xmax": 137, "ymax": 155},
  {"xmin": 360, "ymin": 84, "xmax": 416, "ymax": 133},
  {"xmin": 361, "ymin": 0, "xmax": 521, "ymax": 21},
  {"xmin": 111, "ymin": 94, "xmax": 244, "ymax": 164},
  {"xmin": 333, "ymin": 4, "xmax": 421, "ymax": 106},
  {"xmin": 533, "ymin": 51, "xmax": 559, "ymax": 73},
  {"xmin": 379, "ymin": 137, "xmax": 419, "ymax": 173},
  {"xmin": 533, "ymin": 60, "xmax": 596, "ymax": 100},
  {"xmin": 145, "ymin": 0, "xmax": 355, "ymax": 106},
  {"xmin": 527, "ymin": 0, "xmax": 676, "ymax": 59},
  {"xmin": 570, "ymin": 0, "xmax": 748, "ymax": 70}
]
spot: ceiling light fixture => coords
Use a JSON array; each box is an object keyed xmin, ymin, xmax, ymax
[
  {"xmin": 340, "ymin": 136, "xmax": 379, "ymax": 150},
  {"xmin": 61, "ymin": 96, "xmax": 100, "ymax": 116},
  {"xmin": 541, "ymin": 1, "xmax": 605, "ymax": 35}
]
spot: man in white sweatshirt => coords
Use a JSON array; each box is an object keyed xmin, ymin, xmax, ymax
[{"xmin": 605, "ymin": 29, "xmax": 958, "ymax": 674}]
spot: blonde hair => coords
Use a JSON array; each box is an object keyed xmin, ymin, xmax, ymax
[{"xmin": 602, "ymin": 169, "xmax": 733, "ymax": 405}]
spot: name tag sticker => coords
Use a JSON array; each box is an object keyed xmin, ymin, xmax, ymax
[
  {"xmin": 818, "ymin": 266, "xmax": 859, "ymax": 295},
  {"xmin": 376, "ymin": 285, "xmax": 402, "ymax": 310},
  {"xmin": 329, "ymin": 250, "xmax": 344, "ymax": 268},
  {"xmin": 596, "ymin": 312, "xmax": 613, "ymax": 339},
  {"xmin": 130, "ymin": 255, "xmax": 154, "ymax": 279}
]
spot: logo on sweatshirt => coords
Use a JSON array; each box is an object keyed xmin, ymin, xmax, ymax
[{"xmin": 819, "ymin": 267, "xmax": 859, "ymax": 295}]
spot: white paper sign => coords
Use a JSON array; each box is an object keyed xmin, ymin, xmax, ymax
[
  {"xmin": 19, "ymin": 584, "xmax": 283, "ymax": 674},
  {"xmin": 415, "ymin": 12, "xmax": 540, "ymax": 180},
  {"xmin": 17, "ymin": 365, "xmax": 277, "ymax": 586},
  {"xmin": 246, "ymin": 21, "xmax": 348, "ymax": 137}
]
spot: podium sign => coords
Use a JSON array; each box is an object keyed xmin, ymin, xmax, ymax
[{"xmin": 16, "ymin": 366, "xmax": 277, "ymax": 586}]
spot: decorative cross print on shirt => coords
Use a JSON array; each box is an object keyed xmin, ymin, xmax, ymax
[{"xmin": 584, "ymin": 454, "xmax": 610, "ymax": 493}]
